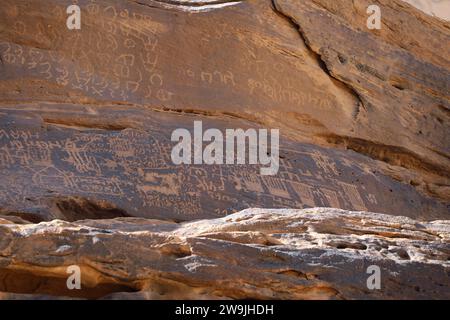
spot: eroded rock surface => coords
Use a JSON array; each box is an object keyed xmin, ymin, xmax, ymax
[
  {"xmin": 0, "ymin": 208, "xmax": 448, "ymax": 299},
  {"xmin": 0, "ymin": 0, "xmax": 449, "ymax": 222},
  {"xmin": 0, "ymin": 0, "xmax": 449, "ymax": 300}
]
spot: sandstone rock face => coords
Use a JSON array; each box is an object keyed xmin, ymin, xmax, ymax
[
  {"xmin": 0, "ymin": 0, "xmax": 449, "ymax": 223},
  {"xmin": 0, "ymin": 208, "xmax": 448, "ymax": 300},
  {"xmin": 0, "ymin": 0, "xmax": 449, "ymax": 300},
  {"xmin": 403, "ymin": 0, "xmax": 450, "ymax": 20}
]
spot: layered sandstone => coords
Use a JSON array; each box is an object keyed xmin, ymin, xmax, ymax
[
  {"xmin": 403, "ymin": 0, "xmax": 450, "ymax": 20},
  {"xmin": 0, "ymin": 208, "xmax": 449, "ymax": 299},
  {"xmin": 0, "ymin": 0, "xmax": 449, "ymax": 223},
  {"xmin": 0, "ymin": 0, "xmax": 449, "ymax": 300}
]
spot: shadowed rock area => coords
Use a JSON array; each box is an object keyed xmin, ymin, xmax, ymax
[{"xmin": 0, "ymin": 0, "xmax": 449, "ymax": 299}]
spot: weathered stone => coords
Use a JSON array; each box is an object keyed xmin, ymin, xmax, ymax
[
  {"xmin": 0, "ymin": 0, "xmax": 449, "ymax": 300},
  {"xmin": 0, "ymin": 208, "xmax": 448, "ymax": 299},
  {"xmin": 403, "ymin": 0, "xmax": 450, "ymax": 20},
  {"xmin": 0, "ymin": 0, "xmax": 449, "ymax": 222}
]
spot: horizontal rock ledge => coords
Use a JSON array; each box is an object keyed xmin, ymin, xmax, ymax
[{"xmin": 0, "ymin": 208, "xmax": 448, "ymax": 300}]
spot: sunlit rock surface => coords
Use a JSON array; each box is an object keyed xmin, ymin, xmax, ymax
[
  {"xmin": 0, "ymin": 0, "xmax": 449, "ymax": 222},
  {"xmin": 403, "ymin": 0, "xmax": 450, "ymax": 21},
  {"xmin": 0, "ymin": 0, "xmax": 449, "ymax": 300},
  {"xmin": 0, "ymin": 208, "xmax": 449, "ymax": 299}
]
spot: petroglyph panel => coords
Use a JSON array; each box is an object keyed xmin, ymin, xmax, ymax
[
  {"xmin": 0, "ymin": 0, "xmax": 448, "ymax": 223},
  {"xmin": 0, "ymin": 0, "xmax": 356, "ymax": 139},
  {"xmin": 0, "ymin": 108, "xmax": 447, "ymax": 222}
]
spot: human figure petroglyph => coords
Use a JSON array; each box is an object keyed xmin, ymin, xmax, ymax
[
  {"xmin": 63, "ymin": 141, "xmax": 102, "ymax": 175},
  {"xmin": 0, "ymin": 118, "xmax": 441, "ymax": 219}
]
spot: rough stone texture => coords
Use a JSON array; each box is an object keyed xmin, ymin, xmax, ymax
[
  {"xmin": 0, "ymin": 0, "xmax": 449, "ymax": 223},
  {"xmin": 0, "ymin": 208, "xmax": 448, "ymax": 300},
  {"xmin": 272, "ymin": 0, "xmax": 450, "ymax": 202},
  {"xmin": 0, "ymin": 0, "xmax": 449, "ymax": 300},
  {"xmin": 403, "ymin": 0, "xmax": 450, "ymax": 20}
]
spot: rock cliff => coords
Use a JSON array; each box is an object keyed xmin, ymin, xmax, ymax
[{"xmin": 0, "ymin": 0, "xmax": 448, "ymax": 299}]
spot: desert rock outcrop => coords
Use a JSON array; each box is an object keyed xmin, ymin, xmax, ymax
[
  {"xmin": 0, "ymin": 0, "xmax": 449, "ymax": 222},
  {"xmin": 0, "ymin": 208, "xmax": 449, "ymax": 299},
  {"xmin": 0, "ymin": 0, "xmax": 449, "ymax": 300}
]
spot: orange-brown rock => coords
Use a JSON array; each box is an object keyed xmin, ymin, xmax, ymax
[
  {"xmin": 0, "ymin": 0, "xmax": 449, "ymax": 300},
  {"xmin": 0, "ymin": 0, "xmax": 449, "ymax": 222},
  {"xmin": 0, "ymin": 208, "xmax": 449, "ymax": 300}
]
